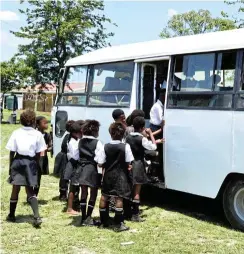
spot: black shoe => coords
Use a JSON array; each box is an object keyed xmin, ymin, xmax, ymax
[
  {"xmin": 81, "ymin": 216, "xmax": 95, "ymax": 226},
  {"xmin": 131, "ymin": 214, "xmax": 145, "ymax": 222},
  {"xmin": 33, "ymin": 217, "xmax": 42, "ymax": 227},
  {"xmin": 6, "ymin": 214, "xmax": 16, "ymax": 222},
  {"xmin": 114, "ymin": 222, "xmax": 130, "ymax": 232}
]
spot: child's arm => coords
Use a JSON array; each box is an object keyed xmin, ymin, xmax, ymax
[
  {"xmin": 125, "ymin": 144, "xmax": 134, "ymax": 171},
  {"xmin": 9, "ymin": 151, "xmax": 15, "ymax": 175},
  {"xmin": 47, "ymin": 133, "xmax": 52, "ymax": 152},
  {"xmin": 145, "ymin": 128, "xmax": 156, "ymax": 145},
  {"xmin": 152, "ymin": 128, "xmax": 162, "ymax": 137}
]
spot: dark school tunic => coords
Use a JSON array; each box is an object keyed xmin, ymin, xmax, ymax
[
  {"xmin": 102, "ymin": 143, "xmax": 132, "ymax": 199},
  {"xmin": 40, "ymin": 132, "xmax": 51, "ymax": 175},
  {"xmin": 53, "ymin": 133, "xmax": 70, "ymax": 177},
  {"xmin": 126, "ymin": 134, "xmax": 148, "ymax": 185},
  {"xmin": 73, "ymin": 138, "xmax": 100, "ymax": 188}
]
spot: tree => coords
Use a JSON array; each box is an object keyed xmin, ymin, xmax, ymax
[
  {"xmin": 1, "ymin": 58, "xmax": 34, "ymax": 94},
  {"xmin": 12, "ymin": 0, "xmax": 115, "ymax": 84},
  {"xmin": 0, "ymin": 58, "xmax": 34, "ymax": 108},
  {"xmin": 222, "ymin": 0, "xmax": 244, "ymax": 28},
  {"xmin": 160, "ymin": 9, "xmax": 237, "ymax": 38}
]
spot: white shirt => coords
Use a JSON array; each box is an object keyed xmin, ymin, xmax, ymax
[
  {"xmin": 6, "ymin": 127, "xmax": 46, "ymax": 157},
  {"xmin": 130, "ymin": 132, "xmax": 157, "ymax": 151},
  {"xmin": 67, "ymin": 137, "xmax": 80, "ymax": 161},
  {"xmin": 82, "ymin": 135, "xmax": 103, "ymax": 163},
  {"xmin": 98, "ymin": 140, "xmax": 134, "ymax": 164},
  {"xmin": 150, "ymin": 99, "xmax": 164, "ymax": 126}
]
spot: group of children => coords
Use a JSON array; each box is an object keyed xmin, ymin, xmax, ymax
[{"xmin": 6, "ymin": 108, "xmax": 163, "ymax": 232}]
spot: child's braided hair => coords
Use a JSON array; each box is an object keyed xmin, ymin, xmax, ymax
[{"xmin": 82, "ymin": 120, "xmax": 100, "ymax": 138}]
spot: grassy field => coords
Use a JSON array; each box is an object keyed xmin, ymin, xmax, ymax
[{"xmin": 1, "ymin": 110, "xmax": 244, "ymax": 253}]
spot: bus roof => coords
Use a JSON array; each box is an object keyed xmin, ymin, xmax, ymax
[{"xmin": 65, "ymin": 28, "xmax": 244, "ymax": 67}]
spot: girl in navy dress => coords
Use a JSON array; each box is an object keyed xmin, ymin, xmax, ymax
[
  {"xmin": 64, "ymin": 122, "xmax": 82, "ymax": 215},
  {"xmin": 74, "ymin": 120, "xmax": 103, "ymax": 226},
  {"xmin": 35, "ymin": 116, "xmax": 52, "ymax": 196},
  {"xmin": 6, "ymin": 109, "xmax": 46, "ymax": 227},
  {"xmin": 98, "ymin": 122, "xmax": 134, "ymax": 232},
  {"xmin": 126, "ymin": 116, "xmax": 157, "ymax": 222}
]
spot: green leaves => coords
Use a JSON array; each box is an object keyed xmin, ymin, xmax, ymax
[
  {"xmin": 11, "ymin": 0, "xmax": 115, "ymax": 84},
  {"xmin": 160, "ymin": 9, "xmax": 237, "ymax": 38},
  {"xmin": 1, "ymin": 58, "xmax": 34, "ymax": 94},
  {"xmin": 223, "ymin": 0, "xmax": 244, "ymax": 28}
]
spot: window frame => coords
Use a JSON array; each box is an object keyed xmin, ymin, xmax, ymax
[
  {"xmin": 167, "ymin": 49, "xmax": 242, "ymax": 111},
  {"xmin": 87, "ymin": 61, "xmax": 135, "ymax": 108},
  {"xmin": 56, "ymin": 65, "xmax": 89, "ymax": 107}
]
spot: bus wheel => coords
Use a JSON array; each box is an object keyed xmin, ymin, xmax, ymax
[{"xmin": 223, "ymin": 179, "xmax": 244, "ymax": 231}]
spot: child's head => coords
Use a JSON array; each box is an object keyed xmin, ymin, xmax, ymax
[
  {"xmin": 20, "ymin": 109, "xmax": 36, "ymax": 127},
  {"xmin": 66, "ymin": 120, "xmax": 75, "ymax": 133},
  {"xmin": 70, "ymin": 122, "xmax": 82, "ymax": 139},
  {"xmin": 126, "ymin": 110, "xmax": 145, "ymax": 126},
  {"xmin": 76, "ymin": 120, "xmax": 85, "ymax": 128},
  {"xmin": 109, "ymin": 122, "xmax": 125, "ymax": 141},
  {"xmin": 112, "ymin": 109, "xmax": 126, "ymax": 124},
  {"xmin": 36, "ymin": 116, "xmax": 48, "ymax": 131},
  {"xmin": 82, "ymin": 120, "xmax": 100, "ymax": 138},
  {"xmin": 133, "ymin": 116, "xmax": 145, "ymax": 132}
]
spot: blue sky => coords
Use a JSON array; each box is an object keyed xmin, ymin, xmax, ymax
[{"xmin": 0, "ymin": 0, "xmax": 239, "ymax": 61}]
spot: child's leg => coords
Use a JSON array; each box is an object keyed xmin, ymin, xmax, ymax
[
  {"xmin": 86, "ymin": 187, "xmax": 98, "ymax": 218},
  {"xmin": 66, "ymin": 185, "xmax": 79, "ymax": 215},
  {"xmin": 80, "ymin": 185, "xmax": 88, "ymax": 221},
  {"xmin": 7, "ymin": 185, "xmax": 21, "ymax": 221},
  {"xmin": 114, "ymin": 197, "xmax": 124, "ymax": 225},
  {"xmin": 131, "ymin": 184, "xmax": 144, "ymax": 222},
  {"xmin": 34, "ymin": 167, "xmax": 42, "ymax": 196},
  {"xmin": 59, "ymin": 178, "xmax": 68, "ymax": 200},
  {"xmin": 99, "ymin": 195, "xmax": 109, "ymax": 227},
  {"xmin": 113, "ymin": 197, "xmax": 129, "ymax": 231},
  {"xmin": 25, "ymin": 186, "xmax": 42, "ymax": 227}
]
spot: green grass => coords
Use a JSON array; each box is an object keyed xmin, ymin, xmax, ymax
[{"xmin": 1, "ymin": 111, "xmax": 244, "ymax": 254}]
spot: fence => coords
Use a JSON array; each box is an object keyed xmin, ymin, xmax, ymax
[{"xmin": 23, "ymin": 93, "xmax": 56, "ymax": 112}]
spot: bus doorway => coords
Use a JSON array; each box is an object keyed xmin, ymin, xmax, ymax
[{"xmin": 140, "ymin": 59, "xmax": 169, "ymax": 185}]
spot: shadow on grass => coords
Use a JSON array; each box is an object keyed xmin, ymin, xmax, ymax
[
  {"xmin": 14, "ymin": 214, "xmax": 33, "ymax": 224},
  {"xmin": 23, "ymin": 199, "xmax": 48, "ymax": 206},
  {"xmin": 141, "ymin": 185, "xmax": 230, "ymax": 229},
  {"xmin": 69, "ymin": 215, "xmax": 101, "ymax": 227}
]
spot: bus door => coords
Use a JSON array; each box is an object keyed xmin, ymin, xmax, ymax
[{"xmin": 140, "ymin": 64, "xmax": 157, "ymax": 126}]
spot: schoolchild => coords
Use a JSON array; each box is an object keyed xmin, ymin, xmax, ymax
[
  {"xmin": 126, "ymin": 116, "xmax": 157, "ymax": 222},
  {"xmin": 35, "ymin": 116, "xmax": 52, "ymax": 196},
  {"xmin": 112, "ymin": 109, "xmax": 126, "ymax": 128},
  {"xmin": 54, "ymin": 120, "xmax": 75, "ymax": 200},
  {"xmin": 98, "ymin": 122, "xmax": 134, "ymax": 232},
  {"xmin": 75, "ymin": 120, "xmax": 103, "ymax": 226},
  {"xmin": 125, "ymin": 109, "xmax": 145, "ymax": 138},
  {"xmin": 6, "ymin": 109, "xmax": 46, "ymax": 227},
  {"xmin": 64, "ymin": 122, "xmax": 82, "ymax": 215}
]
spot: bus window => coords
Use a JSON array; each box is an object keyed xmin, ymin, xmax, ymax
[
  {"xmin": 89, "ymin": 61, "xmax": 134, "ymax": 107},
  {"xmin": 64, "ymin": 66, "xmax": 88, "ymax": 93},
  {"xmin": 236, "ymin": 53, "xmax": 244, "ymax": 109},
  {"xmin": 168, "ymin": 51, "xmax": 237, "ymax": 109}
]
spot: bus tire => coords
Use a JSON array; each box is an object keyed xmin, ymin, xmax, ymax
[{"xmin": 223, "ymin": 179, "xmax": 244, "ymax": 232}]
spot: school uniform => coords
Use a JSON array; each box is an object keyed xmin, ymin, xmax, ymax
[
  {"xmin": 98, "ymin": 141, "xmax": 134, "ymax": 199},
  {"xmin": 126, "ymin": 132, "xmax": 157, "ymax": 185},
  {"xmin": 54, "ymin": 133, "xmax": 70, "ymax": 177},
  {"xmin": 40, "ymin": 132, "xmax": 51, "ymax": 175},
  {"xmin": 149, "ymin": 99, "xmax": 164, "ymax": 137},
  {"xmin": 74, "ymin": 135, "xmax": 103, "ymax": 188},
  {"xmin": 6, "ymin": 127, "xmax": 46, "ymax": 187},
  {"xmin": 64, "ymin": 137, "xmax": 80, "ymax": 181}
]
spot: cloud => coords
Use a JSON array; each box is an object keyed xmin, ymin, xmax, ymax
[
  {"xmin": 0, "ymin": 11, "xmax": 19, "ymax": 21},
  {"xmin": 167, "ymin": 9, "xmax": 178, "ymax": 18}
]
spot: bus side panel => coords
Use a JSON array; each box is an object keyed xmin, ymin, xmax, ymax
[
  {"xmin": 233, "ymin": 111, "xmax": 244, "ymax": 174},
  {"xmin": 164, "ymin": 109, "xmax": 233, "ymax": 199}
]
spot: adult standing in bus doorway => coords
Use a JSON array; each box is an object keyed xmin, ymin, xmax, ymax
[
  {"xmin": 149, "ymin": 89, "xmax": 166, "ymax": 138},
  {"xmin": 149, "ymin": 88, "xmax": 166, "ymax": 181}
]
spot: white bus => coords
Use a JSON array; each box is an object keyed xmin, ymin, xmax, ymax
[{"xmin": 52, "ymin": 29, "xmax": 244, "ymax": 231}]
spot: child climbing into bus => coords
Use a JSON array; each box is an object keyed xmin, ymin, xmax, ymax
[
  {"xmin": 54, "ymin": 120, "xmax": 75, "ymax": 200},
  {"xmin": 126, "ymin": 116, "xmax": 157, "ymax": 222},
  {"xmin": 112, "ymin": 109, "xmax": 126, "ymax": 128},
  {"xmin": 64, "ymin": 121, "xmax": 83, "ymax": 215},
  {"xmin": 6, "ymin": 109, "xmax": 46, "ymax": 227},
  {"xmin": 74, "ymin": 120, "xmax": 103, "ymax": 226},
  {"xmin": 98, "ymin": 122, "xmax": 134, "ymax": 231},
  {"xmin": 35, "ymin": 116, "xmax": 52, "ymax": 196}
]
